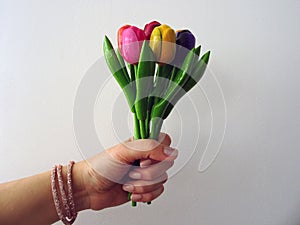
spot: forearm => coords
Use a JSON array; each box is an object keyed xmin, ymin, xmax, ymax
[{"xmin": 0, "ymin": 161, "xmax": 89, "ymax": 225}]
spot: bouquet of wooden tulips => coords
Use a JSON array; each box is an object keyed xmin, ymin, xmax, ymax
[{"xmin": 103, "ymin": 21, "xmax": 210, "ymax": 206}]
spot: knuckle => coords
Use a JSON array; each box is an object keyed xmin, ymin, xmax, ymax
[
  {"xmin": 136, "ymin": 185, "xmax": 145, "ymax": 193},
  {"xmin": 145, "ymin": 139, "xmax": 161, "ymax": 151},
  {"xmin": 144, "ymin": 171, "xmax": 155, "ymax": 180},
  {"xmin": 159, "ymin": 132, "xmax": 171, "ymax": 144},
  {"xmin": 160, "ymin": 173, "xmax": 168, "ymax": 183},
  {"xmin": 143, "ymin": 193, "xmax": 154, "ymax": 202},
  {"xmin": 169, "ymin": 160, "xmax": 174, "ymax": 168},
  {"xmin": 164, "ymin": 160, "xmax": 174, "ymax": 167},
  {"xmin": 163, "ymin": 133, "xmax": 172, "ymax": 144}
]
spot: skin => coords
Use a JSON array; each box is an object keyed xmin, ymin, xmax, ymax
[{"xmin": 0, "ymin": 133, "xmax": 177, "ymax": 225}]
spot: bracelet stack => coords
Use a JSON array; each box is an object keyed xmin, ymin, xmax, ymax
[{"xmin": 51, "ymin": 161, "xmax": 77, "ymax": 225}]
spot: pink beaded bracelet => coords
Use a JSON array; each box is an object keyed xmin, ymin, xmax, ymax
[
  {"xmin": 67, "ymin": 161, "xmax": 77, "ymax": 219},
  {"xmin": 51, "ymin": 161, "xmax": 77, "ymax": 225}
]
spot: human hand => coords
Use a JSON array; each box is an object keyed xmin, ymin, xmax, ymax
[{"xmin": 75, "ymin": 133, "xmax": 178, "ymax": 211}]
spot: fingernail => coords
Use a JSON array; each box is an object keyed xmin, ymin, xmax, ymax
[
  {"xmin": 163, "ymin": 147, "xmax": 177, "ymax": 157},
  {"xmin": 131, "ymin": 194, "xmax": 142, "ymax": 201},
  {"xmin": 123, "ymin": 184, "xmax": 134, "ymax": 192},
  {"xmin": 129, "ymin": 171, "xmax": 142, "ymax": 179},
  {"xmin": 140, "ymin": 159, "xmax": 152, "ymax": 168}
]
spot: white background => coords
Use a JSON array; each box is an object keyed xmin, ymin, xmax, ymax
[{"xmin": 1, "ymin": 0, "xmax": 300, "ymax": 225}]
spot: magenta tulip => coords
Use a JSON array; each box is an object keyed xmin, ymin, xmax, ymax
[
  {"xmin": 117, "ymin": 25, "xmax": 146, "ymax": 64},
  {"xmin": 118, "ymin": 24, "xmax": 130, "ymax": 52},
  {"xmin": 144, "ymin": 21, "xmax": 161, "ymax": 40}
]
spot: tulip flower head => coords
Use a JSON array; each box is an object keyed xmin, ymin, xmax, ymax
[
  {"xmin": 173, "ymin": 29, "xmax": 196, "ymax": 68},
  {"xmin": 118, "ymin": 24, "xmax": 130, "ymax": 52},
  {"xmin": 144, "ymin": 21, "xmax": 161, "ymax": 39},
  {"xmin": 149, "ymin": 24, "xmax": 176, "ymax": 64},
  {"xmin": 176, "ymin": 30, "xmax": 196, "ymax": 50},
  {"xmin": 118, "ymin": 25, "xmax": 146, "ymax": 64}
]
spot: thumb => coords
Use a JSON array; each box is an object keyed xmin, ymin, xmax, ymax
[{"xmin": 108, "ymin": 139, "xmax": 178, "ymax": 164}]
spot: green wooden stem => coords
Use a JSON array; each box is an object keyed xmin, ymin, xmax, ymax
[
  {"xmin": 150, "ymin": 117, "xmax": 163, "ymax": 140},
  {"xmin": 132, "ymin": 201, "xmax": 137, "ymax": 207},
  {"xmin": 133, "ymin": 112, "xmax": 140, "ymax": 140},
  {"xmin": 131, "ymin": 113, "xmax": 140, "ymax": 206},
  {"xmin": 139, "ymin": 120, "xmax": 148, "ymax": 139},
  {"xmin": 146, "ymin": 96, "xmax": 154, "ymax": 137}
]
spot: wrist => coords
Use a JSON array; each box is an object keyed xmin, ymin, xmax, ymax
[{"xmin": 62, "ymin": 161, "xmax": 90, "ymax": 211}]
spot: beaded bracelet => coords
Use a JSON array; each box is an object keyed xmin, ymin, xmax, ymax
[
  {"xmin": 67, "ymin": 161, "xmax": 77, "ymax": 220},
  {"xmin": 51, "ymin": 161, "xmax": 77, "ymax": 225}
]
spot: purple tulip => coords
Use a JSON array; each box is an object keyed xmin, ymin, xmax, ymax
[
  {"xmin": 176, "ymin": 30, "xmax": 196, "ymax": 50},
  {"xmin": 173, "ymin": 30, "xmax": 196, "ymax": 67}
]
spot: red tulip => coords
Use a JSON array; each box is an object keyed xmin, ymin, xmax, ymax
[
  {"xmin": 117, "ymin": 25, "xmax": 146, "ymax": 65},
  {"xmin": 144, "ymin": 21, "xmax": 161, "ymax": 40}
]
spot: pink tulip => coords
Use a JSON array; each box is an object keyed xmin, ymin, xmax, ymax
[
  {"xmin": 144, "ymin": 21, "xmax": 161, "ymax": 40},
  {"xmin": 117, "ymin": 25, "xmax": 146, "ymax": 64},
  {"xmin": 118, "ymin": 24, "xmax": 130, "ymax": 52}
]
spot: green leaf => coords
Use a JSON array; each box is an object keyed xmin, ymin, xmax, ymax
[
  {"xmin": 151, "ymin": 50, "xmax": 211, "ymax": 120},
  {"xmin": 135, "ymin": 41, "xmax": 156, "ymax": 121},
  {"xmin": 103, "ymin": 36, "xmax": 135, "ymax": 111},
  {"xmin": 194, "ymin": 45, "xmax": 201, "ymax": 57}
]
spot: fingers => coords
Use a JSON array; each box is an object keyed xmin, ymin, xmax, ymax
[
  {"xmin": 147, "ymin": 146, "xmax": 178, "ymax": 163},
  {"xmin": 129, "ymin": 160, "xmax": 174, "ymax": 181},
  {"xmin": 139, "ymin": 159, "xmax": 153, "ymax": 168},
  {"xmin": 133, "ymin": 133, "xmax": 171, "ymax": 166},
  {"xmin": 109, "ymin": 139, "xmax": 178, "ymax": 164},
  {"xmin": 121, "ymin": 151, "xmax": 175, "ymax": 203},
  {"xmin": 131, "ymin": 186, "xmax": 164, "ymax": 202},
  {"xmin": 122, "ymin": 175, "xmax": 166, "ymax": 203},
  {"xmin": 138, "ymin": 133, "xmax": 171, "ymax": 167},
  {"xmin": 123, "ymin": 173, "xmax": 167, "ymax": 194}
]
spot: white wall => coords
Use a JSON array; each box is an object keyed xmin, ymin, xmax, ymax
[{"xmin": 1, "ymin": 0, "xmax": 300, "ymax": 225}]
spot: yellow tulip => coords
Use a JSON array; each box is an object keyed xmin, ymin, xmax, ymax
[{"xmin": 149, "ymin": 24, "xmax": 176, "ymax": 64}]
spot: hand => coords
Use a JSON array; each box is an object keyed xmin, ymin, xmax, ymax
[{"xmin": 76, "ymin": 133, "xmax": 178, "ymax": 211}]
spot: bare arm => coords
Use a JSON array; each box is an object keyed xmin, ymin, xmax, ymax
[
  {"xmin": 0, "ymin": 162, "xmax": 88, "ymax": 225},
  {"xmin": 0, "ymin": 133, "xmax": 177, "ymax": 225}
]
